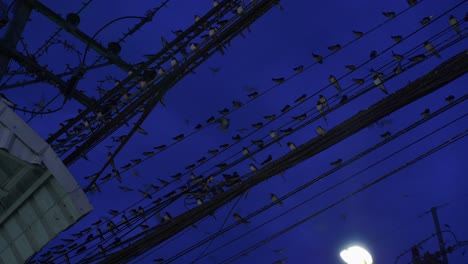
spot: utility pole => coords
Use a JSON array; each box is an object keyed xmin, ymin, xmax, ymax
[{"xmin": 431, "ymin": 207, "xmax": 449, "ymax": 264}]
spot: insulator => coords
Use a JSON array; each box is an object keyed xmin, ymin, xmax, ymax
[
  {"xmin": 66, "ymin": 13, "xmax": 80, "ymax": 27},
  {"xmin": 108, "ymin": 42, "xmax": 121, "ymax": 55}
]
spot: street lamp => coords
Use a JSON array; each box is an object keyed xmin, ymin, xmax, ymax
[{"xmin": 340, "ymin": 245, "xmax": 373, "ymax": 264}]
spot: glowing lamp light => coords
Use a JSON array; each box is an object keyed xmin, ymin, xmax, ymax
[{"xmin": 340, "ymin": 246, "xmax": 373, "ymax": 264}]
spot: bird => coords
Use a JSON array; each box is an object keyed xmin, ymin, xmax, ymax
[
  {"xmin": 392, "ymin": 51, "xmax": 404, "ymax": 62},
  {"xmin": 280, "ymin": 128, "xmax": 294, "ymax": 135},
  {"xmin": 209, "ymin": 66, "xmax": 221, "ymax": 74},
  {"xmin": 449, "ymin": 15, "xmax": 461, "ymax": 36},
  {"xmin": 163, "ymin": 212, "xmax": 172, "ymax": 222},
  {"xmin": 316, "ymin": 126, "xmax": 326, "ymax": 136},
  {"xmin": 272, "ymin": 77, "xmax": 285, "ymax": 84},
  {"xmin": 287, "ymin": 142, "xmax": 296, "ymax": 151},
  {"xmin": 369, "ymin": 50, "xmax": 378, "ymax": 60},
  {"xmin": 242, "ymin": 147, "xmax": 256, "ymax": 161},
  {"xmin": 393, "ymin": 63, "xmax": 403, "ymax": 75},
  {"xmin": 272, "ymin": 258, "xmax": 288, "ymax": 264},
  {"xmin": 273, "ymin": 248, "xmax": 285, "ymax": 254},
  {"xmin": 185, "ymin": 164, "xmax": 196, "ymax": 170},
  {"xmin": 189, "ymin": 43, "xmax": 198, "ymax": 51},
  {"xmin": 219, "ymin": 143, "xmax": 230, "ymax": 149},
  {"xmin": 170, "ymin": 173, "xmax": 183, "ymax": 180},
  {"xmin": 445, "ymin": 95, "xmax": 455, "ymax": 103},
  {"xmin": 249, "ymin": 163, "xmax": 257, "ymax": 172},
  {"xmin": 143, "ymin": 151, "xmax": 155, "ymax": 157},
  {"xmin": 319, "ymin": 95, "xmax": 329, "ymax": 111},
  {"xmin": 232, "ymin": 100, "xmax": 243, "ymax": 108},
  {"xmin": 292, "ymin": 113, "xmax": 307, "ymax": 121},
  {"xmin": 161, "ymin": 37, "xmax": 168, "ymax": 48},
  {"xmin": 251, "ymin": 139, "xmax": 264, "ymax": 148},
  {"xmin": 236, "ymin": 5, "xmax": 244, "ymax": 15},
  {"xmin": 383, "ymin": 11, "xmax": 396, "ymax": 19},
  {"xmin": 352, "ymin": 78, "xmax": 365, "ymax": 85},
  {"xmin": 208, "ymin": 149, "xmax": 219, "ymax": 155},
  {"xmin": 119, "ymin": 185, "xmax": 134, "ymax": 192},
  {"xmin": 270, "ymin": 193, "xmax": 283, "ymax": 206},
  {"xmin": 248, "ymin": 91, "xmax": 259, "ymax": 98},
  {"xmin": 261, "ymin": 154, "xmax": 272, "ymax": 165},
  {"xmin": 170, "ymin": 57, "xmax": 178, "ymax": 67},
  {"xmin": 197, "ymin": 156, "xmax": 207, "ymax": 163},
  {"xmin": 173, "ymin": 134, "xmax": 184, "ymax": 141},
  {"xmin": 329, "ymin": 75, "xmax": 341, "ymax": 91},
  {"xmin": 281, "ymin": 104, "xmax": 291, "ymax": 113},
  {"xmin": 206, "ymin": 116, "xmax": 216, "ymax": 124},
  {"xmin": 264, "ymin": 114, "xmax": 277, "ymax": 121},
  {"xmin": 423, "ymin": 41, "xmax": 441, "ymax": 58},
  {"xmin": 294, "ymin": 94, "xmax": 307, "ymax": 103},
  {"xmin": 158, "ymin": 178, "xmax": 169, "ymax": 186},
  {"xmin": 407, "ymin": 0, "xmax": 417, "ymax": 6},
  {"xmin": 293, "ymin": 65, "xmax": 304, "ymax": 72},
  {"xmin": 233, "ymin": 213, "xmax": 250, "ymax": 224},
  {"xmin": 391, "ymin": 35, "xmax": 403, "ymax": 43},
  {"xmin": 352, "ymin": 30, "xmax": 364, "ymax": 38},
  {"xmin": 328, "ymin": 44, "xmax": 341, "ymax": 51},
  {"xmin": 252, "ymin": 122, "xmax": 263, "ymax": 129},
  {"xmin": 157, "ymin": 67, "xmax": 165, "ymax": 76},
  {"xmin": 345, "ymin": 65, "xmax": 356, "ymax": 71},
  {"xmin": 316, "ymin": 102, "xmax": 328, "ymax": 125},
  {"xmin": 153, "ymin": 144, "xmax": 167, "ymax": 151},
  {"xmin": 339, "ymin": 95, "xmax": 348, "ymax": 104},
  {"xmin": 120, "ymin": 163, "xmax": 132, "ymax": 170},
  {"xmin": 216, "ymin": 162, "xmax": 228, "ymax": 169},
  {"xmin": 420, "ymin": 16, "xmax": 432, "ymax": 26},
  {"xmin": 208, "ymin": 27, "xmax": 218, "ymax": 37},
  {"xmin": 269, "ymin": 130, "xmax": 282, "ymax": 146},
  {"xmin": 421, "ymin": 108, "xmax": 430, "ymax": 118},
  {"xmin": 217, "ymin": 117, "xmax": 230, "ymax": 131},
  {"xmin": 380, "ymin": 131, "xmax": 391, "ymax": 139},
  {"xmin": 330, "ymin": 159, "xmax": 342, "ymax": 166},
  {"xmin": 373, "ymin": 76, "xmax": 388, "ymax": 95},
  {"xmin": 408, "ymin": 54, "xmax": 426, "ymax": 63},
  {"xmin": 312, "ymin": 53, "xmax": 323, "ymax": 64}
]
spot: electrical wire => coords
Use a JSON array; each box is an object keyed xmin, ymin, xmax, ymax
[
  {"xmin": 50, "ymin": 0, "xmax": 438, "ymax": 159},
  {"xmin": 30, "ymin": 2, "xmax": 468, "ymax": 262},
  {"xmin": 158, "ymin": 100, "xmax": 467, "ymax": 264},
  {"xmin": 48, "ymin": 24, "xmax": 468, "ymax": 262},
  {"xmin": 81, "ymin": 16, "xmax": 146, "ymax": 65},
  {"xmin": 78, "ymin": 22, "xmax": 465, "ymax": 227},
  {"xmin": 81, "ymin": 0, "xmax": 466, "ymax": 194},
  {"xmin": 219, "ymin": 129, "xmax": 467, "ymax": 263},
  {"xmin": 0, "ymin": 0, "xmax": 95, "ymax": 89}
]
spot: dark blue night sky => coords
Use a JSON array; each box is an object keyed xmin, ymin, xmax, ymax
[{"xmin": 1, "ymin": 0, "xmax": 467, "ymax": 263}]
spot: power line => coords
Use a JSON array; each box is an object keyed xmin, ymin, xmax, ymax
[
  {"xmin": 160, "ymin": 98, "xmax": 467, "ymax": 264},
  {"xmin": 43, "ymin": 27, "xmax": 464, "ymax": 264},
  {"xmin": 220, "ymin": 129, "xmax": 467, "ymax": 263},
  {"xmin": 87, "ymin": 2, "xmax": 466, "ymax": 194},
  {"xmin": 93, "ymin": 50, "xmax": 468, "ymax": 264}
]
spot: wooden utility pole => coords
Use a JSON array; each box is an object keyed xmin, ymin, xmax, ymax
[{"xmin": 95, "ymin": 50, "xmax": 468, "ymax": 264}]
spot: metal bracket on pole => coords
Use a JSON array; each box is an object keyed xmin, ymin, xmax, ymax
[
  {"xmin": 0, "ymin": 0, "xmax": 32, "ymax": 81},
  {"xmin": 25, "ymin": 0, "xmax": 134, "ymax": 73}
]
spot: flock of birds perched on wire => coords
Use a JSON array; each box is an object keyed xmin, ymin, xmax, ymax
[{"xmin": 0, "ymin": 0, "xmax": 463, "ymax": 263}]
